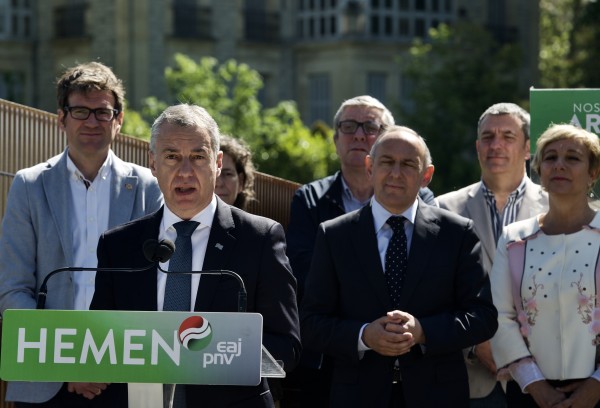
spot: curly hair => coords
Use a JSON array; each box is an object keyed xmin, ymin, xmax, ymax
[{"xmin": 220, "ymin": 135, "xmax": 256, "ymax": 210}]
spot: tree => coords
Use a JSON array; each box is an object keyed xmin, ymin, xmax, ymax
[
  {"xmin": 123, "ymin": 54, "xmax": 337, "ymax": 184},
  {"xmin": 539, "ymin": 0, "xmax": 600, "ymax": 88},
  {"xmin": 397, "ymin": 23, "xmax": 523, "ymax": 194}
]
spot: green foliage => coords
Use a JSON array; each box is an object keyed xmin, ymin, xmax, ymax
[
  {"xmin": 257, "ymin": 101, "xmax": 338, "ymax": 181},
  {"xmin": 540, "ymin": 0, "xmax": 600, "ymax": 88},
  {"xmin": 397, "ymin": 23, "xmax": 524, "ymax": 194},
  {"xmin": 121, "ymin": 110, "xmax": 151, "ymax": 140},
  {"xmin": 123, "ymin": 54, "xmax": 337, "ymax": 183}
]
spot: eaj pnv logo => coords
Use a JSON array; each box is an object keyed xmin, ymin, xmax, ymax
[{"xmin": 178, "ymin": 316, "xmax": 213, "ymax": 351}]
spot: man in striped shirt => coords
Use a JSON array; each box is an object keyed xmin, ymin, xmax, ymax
[{"xmin": 436, "ymin": 103, "xmax": 548, "ymax": 408}]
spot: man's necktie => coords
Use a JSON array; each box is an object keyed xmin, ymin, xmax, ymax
[
  {"xmin": 164, "ymin": 220, "xmax": 199, "ymax": 311},
  {"xmin": 163, "ymin": 220, "xmax": 198, "ymax": 408},
  {"xmin": 385, "ymin": 216, "xmax": 408, "ymax": 310}
]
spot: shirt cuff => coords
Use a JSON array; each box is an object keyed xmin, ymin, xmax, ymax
[
  {"xmin": 508, "ymin": 358, "xmax": 545, "ymax": 393},
  {"xmin": 358, "ymin": 323, "xmax": 371, "ymax": 358}
]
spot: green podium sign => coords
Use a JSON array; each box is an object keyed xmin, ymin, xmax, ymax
[{"xmin": 0, "ymin": 309, "xmax": 263, "ymax": 385}]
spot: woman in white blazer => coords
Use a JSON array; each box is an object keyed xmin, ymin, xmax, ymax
[{"xmin": 490, "ymin": 124, "xmax": 600, "ymax": 407}]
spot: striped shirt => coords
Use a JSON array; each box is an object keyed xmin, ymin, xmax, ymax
[{"xmin": 481, "ymin": 178, "xmax": 527, "ymax": 243}]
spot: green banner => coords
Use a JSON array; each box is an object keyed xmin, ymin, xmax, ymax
[
  {"xmin": 0, "ymin": 310, "xmax": 263, "ymax": 385},
  {"xmin": 530, "ymin": 88, "xmax": 600, "ymax": 152}
]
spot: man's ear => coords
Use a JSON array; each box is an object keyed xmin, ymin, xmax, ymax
[
  {"xmin": 365, "ymin": 155, "xmax": 373, "ymax": 179},
  {"xmin": 216, "ymin": 151, "xmax": 223, "ymax": 177},
  {"xmin": 421, "ymin": 165, "xmax": 435, "ymax": 187},
  {"xmin": 525, "ymin": 139, "xmax": 531, "ymax": 161},
  {"xmin": 148, "ymin": 151, "xmax": 156, "ymax": 175},
  {"xmin": 114, "ymin": 111, "xmax": 124, "ymax": 133},
  {"xmin": 58, "ymin": 109, "xmax": 66, "ymax": 131}
]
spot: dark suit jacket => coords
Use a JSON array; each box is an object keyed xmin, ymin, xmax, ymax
[
  {"xmin": 300, "ymin": 200, "xmax": 498, "ymax": 408},
  {"xmin": 287, "ymin": 170, "xmax": 436, "ymax": 301},
  {"xmin": 91, "ymin": 199, "xmax": 301, "ymax": 408}
]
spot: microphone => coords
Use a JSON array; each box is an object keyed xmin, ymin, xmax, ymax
[
  {"xmin": 143, "ymin": 238, "xmax": 175, "ymax": 262},
  {"xmin": 143, "ymin": 239, "xmax": 248, "ymax": 313}
]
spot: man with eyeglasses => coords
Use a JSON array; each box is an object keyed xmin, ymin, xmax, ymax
[
  {"xmin": 283, "ymin": 96, "xmax": 435, "ymax": 407},
  {"xmin": 0, "ymin": 61, "xmax": 162, "ymax": 407}
]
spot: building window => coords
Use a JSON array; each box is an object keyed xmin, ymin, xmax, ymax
[
  {"xmin": 0, "ymin": 71, "xmax": 25, "ymax": 103},
  {"xmin": 415, "ymin": 18, "xmax": 425, "ymax": 37},
  {"xmin": 258, "ymin": 73, "xmax": 269, "ymax": 107},
  {"xmin": 309, "ymin": 73, "xmax": 330, "ymax": 125},
  {"xmin": 399, "ymin": 18, "xmax": 409, "ymax": 36},
  {"xmin": 400, "ymin": 74, "xmax": 415, "ymax": 113},
  {"xmin": 367, "ymin": 72, "xmax": 387, "ymax": 105},
  {"xmin": 54, "ymin": 3, "xmax": 86, "ymax": 39},
  {"xmin": 296, "ymin": 0, "xmax": 339, "ymax": 40},
  {"xmin": 0, "ymin": 0, "xmax": 32, "ymax": 40},
  {"xmin": 245, "ymin": 0, "xmax": 280, "ymax": 43},
  {"xmin": 173, "ymin": 0, "xmax": 212, "ymax": 39},
  {"xmin": 297, "ymin": 0, "xmax": 454, "ymax": 41}
]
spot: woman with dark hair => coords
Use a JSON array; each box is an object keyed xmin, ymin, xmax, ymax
[{"xmin": 216, "ymin": 135, "xmax": 256, "ymax": 210}]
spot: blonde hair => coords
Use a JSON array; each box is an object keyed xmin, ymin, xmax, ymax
[{"xmin": 532, "ymin": 123, "xmax": 600, "ymax": 190}]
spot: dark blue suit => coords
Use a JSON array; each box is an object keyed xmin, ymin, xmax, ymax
[{"xmin": 300, "ymin": 200, "xmax": 497, "ymax": 407}]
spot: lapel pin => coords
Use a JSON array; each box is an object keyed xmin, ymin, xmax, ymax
[
  {"xmin": 125, "ymin": 183, "xmax": 133, "ymax": 190},
  {"xmin": 215, "ymin": 243, "xmax": 224, "ymax": 250}
]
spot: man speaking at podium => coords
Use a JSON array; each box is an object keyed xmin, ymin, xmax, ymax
[{"xmin": 90, "ymin": 103, "xmax": 301, "ymax": 407}]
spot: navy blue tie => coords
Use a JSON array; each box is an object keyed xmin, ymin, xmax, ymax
[
  {"xmin": 163, "ymin": 220, "xmax": 198, "ymax": 407},
  {"xmin": 164, "ymin": 220, "xmax": 198, "ymax": 311},
  {"xmin": 385, "ymin": 216, "xmax": 408, "ymax": 310}
]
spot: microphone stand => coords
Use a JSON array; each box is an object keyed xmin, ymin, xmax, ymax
[
  {"xmin": 37, "ymin": 265, "xmax": 247, "ymax": 312},
  {"xmin": 36, "ymin": 264, "xmax": 156, "ymax": 309}
]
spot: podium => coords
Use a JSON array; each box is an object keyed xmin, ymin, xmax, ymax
[{"xmin": 0, "ymin": 310, "xmax": 285, "ymax": 408}]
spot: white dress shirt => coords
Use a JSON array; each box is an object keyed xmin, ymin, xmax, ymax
[
  {"xmin": 67, "ymin": 150, "xmax": 112, "ymax": 311},
  {"xmin": 156, "ymin": 195, "xmax": 217, "ymax": 311},
  {"xmin": 358, "ymin": 197, "xmax": 419, "ymax": 352}
]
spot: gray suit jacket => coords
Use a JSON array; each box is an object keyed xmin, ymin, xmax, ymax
[
  {"xmin": 0, "ymin": 149, "xmax": 162, "ymax": 403},
  {"xmin": 436, "ymin": 177, "xmax": 548, "ymax": 398}
]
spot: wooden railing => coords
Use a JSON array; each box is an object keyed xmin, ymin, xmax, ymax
[{"xmin": 0, "ymin": 98, "xmax": 301, "ymax": 407}]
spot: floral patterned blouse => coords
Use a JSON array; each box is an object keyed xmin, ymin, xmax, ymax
[{"xmin": 490, "ymin": 212, "xmax": 600, "ymax": 390}]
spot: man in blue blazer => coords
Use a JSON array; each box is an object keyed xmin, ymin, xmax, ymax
[
  {"xmin": 0, "ymin": 62, "xmax": 162, "ymax": 407},
  {"xmin": 301, "ymin": 126, "xmax": 498, "ymax": 407},
  {"xmin": 90, "ymin": 103, "xmax": 301, "ymax": 407}
]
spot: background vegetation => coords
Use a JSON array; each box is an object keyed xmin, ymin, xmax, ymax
[
  {"xmin": 123, "ymin": 0, "xmax": 600, "ymax": 191},
  {"xmin": 122, "ymin": 54, "xmax": 338, "ymax": 184}
]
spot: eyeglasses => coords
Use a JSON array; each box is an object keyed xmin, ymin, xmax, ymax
[
  {"xmin": 64, "ymin": 106, "xmax": 120, "ymax": 122},
  {"xmin": 337, "ymin": 120, "xmax": 382, "ymax": 136}
]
